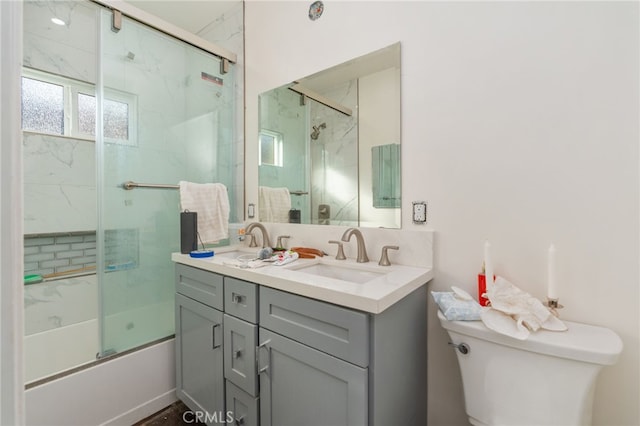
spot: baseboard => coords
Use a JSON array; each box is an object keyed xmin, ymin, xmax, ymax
[{"xmin": 101, "ymin": 389, "xmax": 177, "ymax": 426}]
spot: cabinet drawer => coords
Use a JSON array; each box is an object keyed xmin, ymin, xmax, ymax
[
  {"xmin": 226, "ymin": 381, "xmax": 259, "ymax": 426},
  {"xmin": 259, "ymin": 287, "xmax": 369, "ymax": 367},
  {"xmin": 224, "ymin": 314, "xmax": 258, "ymax": 396},
  {"xmin": 225, "ymin": 277, "xmax": 258, "ymax": 323},
  {"xmin": 176, "ymin": 264, "xmax": 223, "ymax": 310}
]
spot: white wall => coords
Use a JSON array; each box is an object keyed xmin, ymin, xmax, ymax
[{"xmin": 245, "ymin": 2, "xmax": 639, "ymax": 425}]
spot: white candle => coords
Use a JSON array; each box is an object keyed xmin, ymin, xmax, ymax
[
  {"xmin": 484, "ymin": 240, "xmax": 494, "ymax": 288},
  {"xmin": 548, "ymin": 244, "xmax": 558, "ymax": 300}
]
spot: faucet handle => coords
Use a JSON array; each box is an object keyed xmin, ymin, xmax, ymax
[
  {"xmin": 276, "ymin": 235, "xmax": 290, "ymax": 249},
  {"xmin": 328, "ymin": 240, "xmax": 346, "ymax": 260},
  {"xmin": 248, "ymin": 233, "xmax": 258, "ymax": 248},
  {"xmin": 378, "ymin": 245, "xmax": 399, "ymax": 266}
]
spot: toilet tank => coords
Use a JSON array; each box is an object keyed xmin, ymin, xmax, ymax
[{"xmin": 438, "ymin": 311, "xmax": 623, "ymax": 426}]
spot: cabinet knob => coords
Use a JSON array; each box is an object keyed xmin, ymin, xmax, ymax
[
  {"xmin": 235, "ymin": 416, "xmax": 245, "ymax": 425},
  {"xmin": 233, "ymin": 349, "xmax": 243, "ymax": 359},
  {"xmin": 231, "ymin": 293, "xmax": 244, "ymax": 304}
]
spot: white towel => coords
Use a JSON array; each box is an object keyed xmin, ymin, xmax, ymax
[
  {"xmin": 258, "ymin": 186, "xmax": 291, "ymax": 223},
  {"xmin": 481, "ymin": 276, "xmax": 567, "ymax": 340},
  {"xmin": 179, "ymin": 181, "xmax": 229, "ymax": 244}
]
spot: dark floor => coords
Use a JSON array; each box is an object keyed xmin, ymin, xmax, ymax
[{"xmin": 133, "ymin": 401, "xmax": 205, "ymax": 426}]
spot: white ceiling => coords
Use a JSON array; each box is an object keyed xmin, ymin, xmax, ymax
[{"xmin": 124, "ymin": 1, "xmax": 240, "ymax": 35}]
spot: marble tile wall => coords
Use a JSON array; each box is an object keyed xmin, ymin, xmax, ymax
[
  {"xmin": 23, "ymin": 132, "xmax": 97, "ymax": 234},
  {"xmin": 23, "ymin": 0, "xmax": 98, "ymax": 84},
  {"xmin": 309, "ymin": 80, "xmax": 358, "ymax": 226},
  {"xmin": 198, "ymin": 1, "xmax": 245, "ymax": 223},
  {"xmin": 24, "ymin": 274, "xmax": 98, "ymax": 336}
]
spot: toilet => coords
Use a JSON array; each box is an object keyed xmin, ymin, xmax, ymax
[{"xmin": 437, "ymin": 310, "xmax": 623, "ymax": 426}]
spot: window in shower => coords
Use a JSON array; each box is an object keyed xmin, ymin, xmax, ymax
[
  {"xmin": 21, "ymin": 77, "xmax": 65, "ymax": 135},
  {"xmin": 21, "ymin": 68, "xmax": 137, "ymax": 145},
  {"xmin": 259, "ymin": 129, "xmax": 284, "ymax": 167}
]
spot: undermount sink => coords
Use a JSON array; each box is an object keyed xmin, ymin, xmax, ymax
[
  {"xmin": 291, "ymin": 263, "xmax": 384, "ymax": 284},
  {"xmin": 213, "ymin": 250, "xmax": 254, "ymax": 259}
]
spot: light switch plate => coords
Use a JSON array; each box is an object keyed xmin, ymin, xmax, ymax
[{"xmin": 412, "ymin": 201, "xmax": 427, "ymax": 224}]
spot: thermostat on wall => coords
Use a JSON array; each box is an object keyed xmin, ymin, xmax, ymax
[{"xmin": 412, "ymin": 201, "xmax": 427, "ymax": 224}]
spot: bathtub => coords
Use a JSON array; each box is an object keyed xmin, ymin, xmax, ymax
[
  {"xmin": 24, "ymin": 276, "xmax": 177, "ymax": 424},
  {"xmin": 25, "ymin": 338, "xmax": 176, "ymax": 426}
]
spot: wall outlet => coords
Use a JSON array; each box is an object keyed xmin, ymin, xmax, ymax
[{"xmin": 412, "ymin": 201, "xmax": 427, "ymax": 224}]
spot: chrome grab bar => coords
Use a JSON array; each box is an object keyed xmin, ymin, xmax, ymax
[{"xmin": 122, "ymin": 181, "xmax": 179, "ymax": 190}]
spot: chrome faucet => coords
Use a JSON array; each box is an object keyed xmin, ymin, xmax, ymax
[
  {"xmin": 246, "ymin": 222, "xmax": 271, "ymax": 248},
  {"xmin": 341, "ymin": 228, "xmax": 369, "ymax": 263}
]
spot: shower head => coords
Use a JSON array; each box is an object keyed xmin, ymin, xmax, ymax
[{"xmin": 310, "ymin": 122, "xmax": 327, "ymax": 140}]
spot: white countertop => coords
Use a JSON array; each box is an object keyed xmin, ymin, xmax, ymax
[{"xmin": 172, "ymin": 247, "xmax": 433, "ymax": 314}]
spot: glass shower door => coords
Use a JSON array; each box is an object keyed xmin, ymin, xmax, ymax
[{"xmin": 98, "ymin": 10, "xmax": 235, "ymax": 355}]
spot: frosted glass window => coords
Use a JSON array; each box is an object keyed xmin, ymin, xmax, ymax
[
  {"xmin": 22, "ymin": 69, "xmax": 136, "ymax": 145},
  {"xmin": 78, "ymin": 93, "xmax": 96, "ymax": 135},
  {"xmin": 259, "ymin": 130, "xmax": 283, "ymax": 167},
  {"xmin": 21, "ymin": 77, "xmax": 64, "ymax": 135},
  {"xmin": 78, "ymin": 93, "xmax": 129, "ymax": 141},
  {"xmin": 104, "ymin": 98, "xmax": 129, "ymax": 140}
]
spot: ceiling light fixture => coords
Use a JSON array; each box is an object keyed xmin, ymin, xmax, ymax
[{"xmin": 51, "ymin": 17, "xmax": 66, "ymax": 26}]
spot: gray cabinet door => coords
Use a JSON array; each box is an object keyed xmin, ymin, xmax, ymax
[
  {"xmin": 258, "ymin": 328, "xmax": 368, "ymax": 426},
  {"xmin": 224, "ymin": 314, "xmax": 258, "ymax": 396},
  {"xmin": 176, "ymin": 293, "xmax": 224, "ymax": 423}
]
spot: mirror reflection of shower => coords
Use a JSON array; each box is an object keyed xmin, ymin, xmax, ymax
[{"xmin": 310, "ymin": 122, "xmax": 326, "ymax": 140}]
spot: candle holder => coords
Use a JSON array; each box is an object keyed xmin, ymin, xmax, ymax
[{"xmin": 545, "ymin": 298, "xmax": 564, "ymax": 317}]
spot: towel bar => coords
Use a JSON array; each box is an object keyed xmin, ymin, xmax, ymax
[{"xmin": 122, "ymin": 181, "xmax": 179, "ymax": 190}]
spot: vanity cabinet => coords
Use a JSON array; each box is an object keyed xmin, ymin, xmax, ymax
[
  {"xmin": 175, "ymin": 263, "xmax": 428, "ymax": 426},
  {"xmin": 176, "ymin": 265, "xmax": 257, "ymax": 426}
]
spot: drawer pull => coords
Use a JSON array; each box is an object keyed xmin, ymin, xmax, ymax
[
  {"xmin": 234, "ymin": 415, "xmax": 245, "ymax": 425},
  {"xmin": 256, "ymin": 339, "xmax": 271, "ymax": 376},
  {"xmin": 231, "ymin": 293, "xmax": 245, "ymax": 304},
  {"xmin": 211, "ymin": 323, "xmax": 221, "ymax": 349}
]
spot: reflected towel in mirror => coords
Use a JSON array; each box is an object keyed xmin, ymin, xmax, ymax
[{"xmin": 259, "ymin": 186, "xmax": 291, "ymax": 222}]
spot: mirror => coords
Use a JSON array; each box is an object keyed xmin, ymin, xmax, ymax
[{"xmin": 258, "ymin": 42, "xmax": 401, "ymax": 228}]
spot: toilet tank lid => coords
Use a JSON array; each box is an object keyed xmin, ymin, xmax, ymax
[{"xmin": 437, "ymin": 310, "xmax": 623, "ymax": 365}]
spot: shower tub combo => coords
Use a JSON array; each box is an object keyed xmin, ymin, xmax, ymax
[{"xmin": 22, "ymin": 0, "xmax": 241, "ymax": 423}]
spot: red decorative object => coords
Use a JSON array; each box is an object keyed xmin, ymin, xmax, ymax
[{"xmin": 477, "ymin": 274, "xmax": 495, "ymax": 307}]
